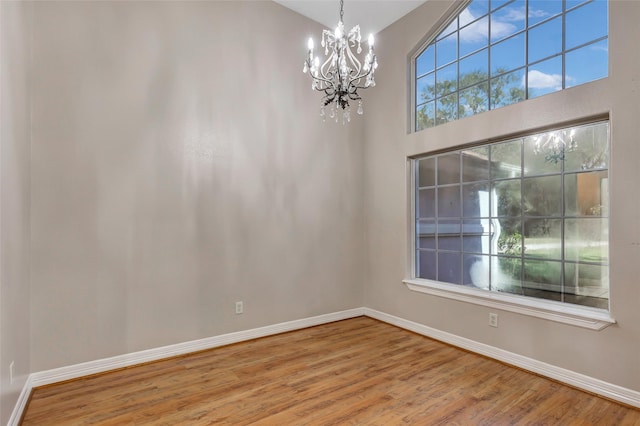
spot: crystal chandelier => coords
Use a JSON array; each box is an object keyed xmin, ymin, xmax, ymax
[
  {"xmin": 303, "ymin": 0, "xmax": 378, "ymax": 123},
  {"xmin": 533, "ymin": 129, "xmax": 578, "ymax": 164}
]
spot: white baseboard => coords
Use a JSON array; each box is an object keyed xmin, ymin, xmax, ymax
[
  {"xmin": 9, "ymin": 306, "xmax": 640, "ymax": 425},
  {"xmin": 6, "ymin": 375, "xmax": 33, "ymax": 426},
  {"xmin": 7, "ymin": 308, "xmax": 364, "ymax": 425},
  {"xmin": 363, "ymin": 307, "xmax": 640, "ymax": 409}
]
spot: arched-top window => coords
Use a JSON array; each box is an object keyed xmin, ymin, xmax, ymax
[{"xmin": 414, "ymin": 0, "xmax": 608, "ymax": 132}]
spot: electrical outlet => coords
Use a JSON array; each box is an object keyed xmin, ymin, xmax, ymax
[
  {"xmin": 9, "ymin": 361, "xmax": 14, "ymax": 385},
  {"xmin": 235, "ymin": 301, "xmax": 244, "ymax": 315},
  {"xmin": 489, "ymin": 312, "xmax": 499, "ymax": 328}
]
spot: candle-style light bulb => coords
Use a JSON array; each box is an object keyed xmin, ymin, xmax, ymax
[
  {"xmin": 308, "ymin": 37, "xmax": 314, "ymax": 51},
  {"xmin": 335, "ymin": 25, "xmax": 342, "ymax": 39},
  {"xmin": 368, "ymin": 34, "xmax": 375, "ymax": 48}
]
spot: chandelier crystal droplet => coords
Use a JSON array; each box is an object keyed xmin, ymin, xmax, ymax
[{"xmin": 303, "ymin": 0, "xmax": 378, "ymax": 123}]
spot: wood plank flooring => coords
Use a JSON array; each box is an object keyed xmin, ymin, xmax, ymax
[{"xmin": 21, "ymin": 317, "xmax": 640, "ymax": 425}]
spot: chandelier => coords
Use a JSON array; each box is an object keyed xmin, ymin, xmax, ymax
[
  {"xmin": 303, "ymin": 0, "xmax": 378, "ymax": 123},
  {"xmin": 533, "ymin": 129, "xmax": 578, "ymax": 164}
]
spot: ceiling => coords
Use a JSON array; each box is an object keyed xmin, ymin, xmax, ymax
[{"xmin": 274, "ymin": 0, "xmax": 427, "ymax": 36}]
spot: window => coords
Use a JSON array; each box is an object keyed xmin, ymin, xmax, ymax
[
  {"xmin": 412, "ymin": 121, "xmax": 610, "ymax": 311},
  {"xmin": 414, "ymin": 0, "xmax": 609, "ymax": 131}
]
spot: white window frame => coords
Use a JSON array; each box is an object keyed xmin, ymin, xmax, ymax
[{"xmin": 404, "ymin": 121, "xmax": 616, "ymax": 331}]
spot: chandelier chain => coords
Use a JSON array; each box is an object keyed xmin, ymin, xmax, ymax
[{"xmin": 339, "ymin": 0, "xmax": 344, "ymax": 22}]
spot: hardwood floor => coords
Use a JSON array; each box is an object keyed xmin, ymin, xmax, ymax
[{"xmin": 21, "ymin": 317, "xmax": 640, "ymax": 425}]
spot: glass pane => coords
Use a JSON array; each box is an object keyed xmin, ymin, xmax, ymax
[
  {"xmin": 494, "ymin": 217, "xmax": 522, "ymax": 255},
  {"xmin": 564, "ymin": 262, "xmax": 609, "ymax": 309},
  {"xmin": 490, "ymin": 0, "xmax": 526, "ymax": 43},
  {"xmin": 436, "ymin": 93, "xmax": 459, "ymax": 125},
  {"xmin": 492, "ymin": 179, "xmax": 521, "ymax": 217},
  {"xmin": 463, "ymin": 182, "xmax": 490, "ymax": 217},
  {"xmin": 524, "ymin": 218, "xmax": 562, "ymax": 260},
  {"xmin": 417, "ymin": 188, "xmax": 435, "ymax": 218},
  {"xmin": 464, "ymin": 254, "xmax": 490, "ymax": 288},
  {"xmin": 416, "ymin": 101, "xmax": 435, "ymax": 131},
  {"xmin": 459, "ymin": 49, "xmax": 489, "ymax": 89},
  {"xmin": 417, "ymin": 73, "xmax": 436, "ymax": 103},
  {"xmin": 417, "ymin": 250, "xmax": 436, "ymax": 280},
  {"xmin": 564, "ymin": 122, "xmax": 609, "ymax": 172},
  {"xmin": 417, "ymin": 45, "xmax": 435, "ymax": 77},
  {"xmin": 438, "ymin": 152, "xmax": 461, "ymax": 184},
  {"xmin": 490, "ymin": 68, "xmax": 525, "ymax": 109},
  {"xmin": 460, "ymin": 17, "xmax": 489, "ymax": 57},
  {"xmin": 491, "ymin": 0, "xmax": 513, "ymax": 12},
  {"xmin": 418, "ymin": 157, "xmax": 436, "ymax": 187},
  {"xmin": 463, "ymin": 146, "xmax": 490, "ymax": 182},
  {"xmin": 566, "ymin": 1, "xmax": 608, "ymax": 51},
  {"xmin": 438, "ymin": 18, "xmax": 458, "ymax": 40},
  {"xmin": 438, "ymin": 219, "xmax": 461, "ymax": 251},
  {"xmin": 460, "ymin": 82, "xmax": 489, "ymax": 118},
  {"xmin": 436, "ymin": 31, "xmax": 458, "ymax": 68},
  {"xmin": 491, "ymin": 33, "xmax": 525, "ymax": 75},
  {"xmin": 461, "ymin": 0, "xmax": 490, "ymax": 26},
  {"xmin": 523, "ymin": 175, "xmax": 562, "ymax": 217},
  {"xmin": 438, "ymin": 185, "xmax": 461, "ymax": 217},
  {"xmin": 566, "ymin": 39, "xmax": 608, "ymax": 88},
  {"xmin": 565, "ymin": 218, "xmax": 609, "ymax": 263},
  {"xmin": 463, "ymin": 219, "xmax": 491, "ymax": 254},
  {"xmin": 528, "ymin": 15, "xmax": 562, "ymax": 63},
  {"xmin": 438, "ymin": 251, "xmax": 461, "ymax": 284},
  {"xmin": 417, "ymin": 220, "xmax": 436, "ymax": 249},
  {"xmin": 491, "ymin": 140, "xmax": 521, "ymax": 179},
  {"xmin": 524, "ymin": 131, "xmax": 564, "ymax": 175},
  {"xmin": 566, "ymin": 0, "xmax": 589, "ymax": 9},
  {"xmin": 564, "ymin": 171, "xmax": 608, "ymax": 217},
  {"xmin": 528, "ymin": 56, "xmax": 563, "ymax": 99},
  {"xmin": 436, "ymin": 62, "xmax": 458, "ymax": 97},
  {"xmin": 522, "ymin": 259, "xmax": 562, "ymax": 298},
  {"xmin": 528, "ymin": 0, "xmax": 562, "ymax": 26},
  {"xmin": 491, "ymin": 255, "xmax": 522, "ymax": 294}
]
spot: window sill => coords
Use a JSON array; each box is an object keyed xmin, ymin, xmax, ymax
[{"xmin": 402, "ymin": 278, "xmax": 616, "ymax": 330}]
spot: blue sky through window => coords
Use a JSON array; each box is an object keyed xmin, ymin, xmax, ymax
[{"xmin": 415, "ymin": 0, "xmax": 609, "ymax": 131}]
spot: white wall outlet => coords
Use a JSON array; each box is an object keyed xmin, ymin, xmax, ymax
[
  {"xmin": 489, "ymin": 312, "xmax": 499, "ymax": 328},
  {"xmin": 9, "ymin": 361, "xmax": 14, "ymax": 384},
  {"xmin": 235, "ymin": 301, "xmax": 244, "ymax": 315}
]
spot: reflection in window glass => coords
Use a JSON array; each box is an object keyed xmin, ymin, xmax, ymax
[
  {"xmin": 417, "ymin": 73, "xmax": 436, "ymax": 103},
  {"xmin": 490, "ymin": 68, "xmax": 525, "ymax": 109},
  {"xmin": 416, "ymin": 101, "xmax": 435, "ymax": 131},
  {"xmin": 414, "ymin": 0, "xmax": 608, "ymax": 131},
  {"xmin": 460, "ymin": 83, "xmax": 489, "ymax": 118},
  {"xmin": 436, "ymin": 93, "xmax": 458, "ymax": 125},
  {"xmin": 436, "ymin": 63, "xmax": 458, "ymax": 97},
  {"xmin": 413, "ymin": 121, "xmax": 610, "ymax": 309},
  {"xmin": 459, "ymin": 49, "xmax": 489, "ymax": 89},
  {"xmin": 438, "ymin": 153, "xmax": 461, "ymax": 184}
]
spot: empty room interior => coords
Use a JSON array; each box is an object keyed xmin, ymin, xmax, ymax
[{"xmin": 1, "ymin": 0, "xmax": 640, "ymax": 424}]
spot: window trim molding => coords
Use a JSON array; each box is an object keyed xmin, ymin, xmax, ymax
[
  {"xmin": 405, "ymin": 120, "xmax": 615, "ymax": 331},
  {"xmin": 402, "ymin": 278, "xmax": 616, "ymax": 330}
]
